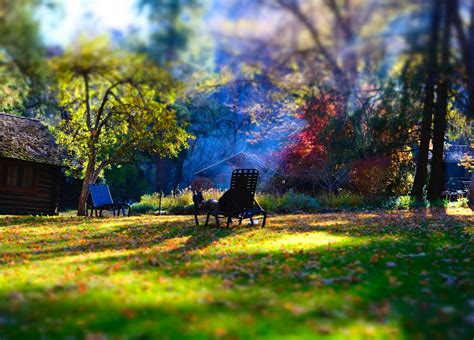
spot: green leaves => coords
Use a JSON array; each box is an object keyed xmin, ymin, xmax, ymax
[{"xmin": 49, "ymin": 36, "xmax": 190, "ymax": 178}]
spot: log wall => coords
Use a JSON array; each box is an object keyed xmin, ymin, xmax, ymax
[{"xmin": 0, "ymin": 158, "xmax": 60, "ymax": 215}]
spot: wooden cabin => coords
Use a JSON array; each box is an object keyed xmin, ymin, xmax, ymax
[
  {"xmin": 0, "ymin": 113, "xmax": 64, "ymax": 215},
  {"xmin": 194, "ymin": 151, "xmax": 280, "ymax": 189}
]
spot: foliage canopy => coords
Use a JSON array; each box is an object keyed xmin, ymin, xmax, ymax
[{"xmin": 50, "ymin": 37, "xmax": 189, "ymax": 177}]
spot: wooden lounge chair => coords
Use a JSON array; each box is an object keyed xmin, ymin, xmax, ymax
[
  {"xmin": 87, "ymin": 184, "xmax": 131, "ymax": 217},
  {"xmin": 193, "ymin": 169, "xmax": 266, "ymax": 228}
]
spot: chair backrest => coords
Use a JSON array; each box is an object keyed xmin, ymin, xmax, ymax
[
  {"xmin": 89, "ymin": 184, "xmax": 114, "ymax": 207},
  {"xmin": 228, "ymin": 169, "xmax": 259, "ymax": 211}
]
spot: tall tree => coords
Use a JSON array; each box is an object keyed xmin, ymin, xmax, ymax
[
  {"xmin": 0, "ymin": 0, "xmax": 48, "ymax": 114},
  {"xmin": 452, "ymin": 0, "xmax": 474, "ymax": 120},
  {"xmin": 50, "ymin": 37, "xmax": 189, "ymax": 215},
  {"xmin": 411, "ymin": 0, "xmax": 442, "ymax": 201},
  {"xmin": 427, "ymin": 0, "xmax": 453, "ymax": 200},
  {"xmin": 139, "ymin": 0, "xmax": 203, "ymax": 193},
  {"xmin": 139, "ymin": 0, "xmax": 200, "ymax": 67}
]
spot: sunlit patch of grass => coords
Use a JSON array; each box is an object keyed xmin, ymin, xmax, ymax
[
  {"xmin": 0, "ymin": 210, "xmax": 472, "ymax": 338},
  {"xmin": 262, "ymin": 232, "xmax": 351, "ymax": 249},
  {"xmin": 446, "ymin": 207, "xmax": 473, "ymax": 216}
]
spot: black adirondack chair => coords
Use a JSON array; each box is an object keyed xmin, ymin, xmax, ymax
[
  {"xmin": 194, "ymin": 169, "xmax": 266, "ymax": 228},
  {"xmin": 87, "ymin": 184, "xmax": 131, "ymax": 217}
]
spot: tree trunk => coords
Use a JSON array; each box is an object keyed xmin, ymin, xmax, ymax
[
  {"xmin": 174, "ymin": 149, "xmax": 187, "ymax": 190},
  {"xmin": 427, "ymin": 81, "xmax": 449, "ymax": 200},
  {"xmin": 155, "ymin": 156, "xmax": 169, "ymax": 194},
  {"xmin": 411, "ymin": 0, "xmax": 442, "ymax": 201},
  {"xmin": 77, "ymin": 148, "xmax": 97, "ymax": 216},
  {"xmin": 452, "ymin": 0, "xmax": 474, "ymax": 119},
  {"xmin": 468, "ymin": 1, "xmax": 474, "ymax": 119},
  {"xmin": 428, "ymin": 0, "xmax": 452, "ymax": 201},
  {"xmin": 469, "ymin": 172, "xmax": 474, "ymax": 210}
]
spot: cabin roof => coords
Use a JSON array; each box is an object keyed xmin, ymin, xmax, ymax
[
  {"xmin": 0, "ymin": 113, "xmax": 64, "ymax": 166},
  {"xmin": 195, "ymin": 151, "xmax": 280, "ymax": 176},
  {"xmin": 444, "ymin": 144, "xmax": 473, "ymax": 162}
]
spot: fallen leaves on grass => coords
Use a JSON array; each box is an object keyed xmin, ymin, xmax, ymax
[{"xmin": 0, "ymin": 210, "xmax": 472, "ymax": 338}]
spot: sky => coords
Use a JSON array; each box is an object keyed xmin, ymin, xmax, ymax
[{"xmin": 39, "ymin": 0, "xmax": 149, "ymax": 46}]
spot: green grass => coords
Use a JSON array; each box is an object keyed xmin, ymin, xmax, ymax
[{"xmin": 0, "ymin": 209, "xmax": 473, "ymax": 338}]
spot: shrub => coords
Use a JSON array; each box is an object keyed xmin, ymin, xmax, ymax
[
  {"xmin": 349, "ymin": 156, "xmax": 391, "ymax": 197},
  {"xmin": 448, "ymin": 197, "xmax": 469, "ymax": 208},
  {"xmin": 257, "ymin": 190, "xmax": 320, "ymax": 213},
  {"xmin": 384, "ymin": 195, "xmax": 426, "ymax": 210},
  {"xmin": 383, "ymin": 196, "xmax": 465, "ymax": 210},
  {"xmin": 105, "ymin": 164, "xmax": 148, "ymax": 202},
  {"xmin": 387, "ymin": 150, "xmax": 415, "ymax": 195},
  {"xmin": 279, "ymin": 190, "xmax": 320, "ymax": 212},
  {"xmin": 134, "ymin": 189, "xmax": 320, "ymax": 214},
  {"xmin": 130, "ymin": 202, "xmax": 158, "ymax": 214},
  {"xmin": 393, "ymin": 195, "xmax": 414, "ymax": 209},
  {"xmin": 133, "ymin": 189, "xmax": 223, "ymax": 214},
  {"xmin": 317, "ymin": 191, "xmax": 366, "ymax": 208}
]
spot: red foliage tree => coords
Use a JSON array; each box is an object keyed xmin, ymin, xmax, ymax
[
  {"xmin": 348, "ymin": 156, "xmax": 392, "ymax": 197},
  {"xmin": 280, "ymin": 93, "xmax": 345, "ymax": 180}
]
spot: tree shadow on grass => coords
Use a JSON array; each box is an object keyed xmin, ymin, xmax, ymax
[
  {"xmin": 0, "ymin": 211, "xmax": 472, "ymax": 337},
  {"xmin": 0, "ymin": 234, "xmax": 471, "ymax": 339},
  {"xmin": 270, "ymin": 210, "xmax": 472, "ymax": 238},
  {"xmin": 0, "ymin": 217, "xmax": 249, "ymax": 265}
]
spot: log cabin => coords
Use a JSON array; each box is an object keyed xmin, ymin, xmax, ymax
[
  {"xmin": 0, "ymin": 113, "xmax": 64, "ymax": 215},
  {"xmin": 194, "ymin": 151, "xmax": 280, "ymax": 189}
]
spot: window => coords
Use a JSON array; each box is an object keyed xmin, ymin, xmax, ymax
[
  {"xmin": 1, "ymin": 163, "xmax": 37, "ymax": 190},
  {"xmin": 6, "ymin": 165, "xmax": 18, "ymax": 186},
  {"xmin": 21, "ymin": 167, "xmax": 35, "ymax": 187}
]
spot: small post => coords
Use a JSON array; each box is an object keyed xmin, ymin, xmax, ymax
[{"xmin": 158, "ymin": 191, "xmax": 163, "ymax": 216}]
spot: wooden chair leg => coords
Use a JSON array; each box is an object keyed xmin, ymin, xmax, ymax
[
  {"xmin": 249, "ymin": 216, "xmax": 254, "ymax": 225},
  {"xmin": 194, "ymin": 212, "xmax": 199, "ymax": 226},
  {"xmin": 226, "ymin": 216, "xmax": 232, "ymax": 228},
  {"xmin": 95, "ymin": 209, "xmax": 98, "ymax": 217},
  {"xmin": 239, "ymin": 217, "xmax": 243, "ymax": 225},
  {"xmin": 127, "ymin": 206, "xmax": 131, "ymax": 217},
  {"xmin": 215, "ymin": 215, "xmax": 220, "ymax": 228},
  {"xmin": 205, "ymin": 213, "xmax": 210, "ymax": 226},
  {"xmin": 261, "ymin": 212, "xmax": 267, "ymax": 228},
  {"xmin": 100, "ymin": 209, "xmax": 103, "ymax": 217}
]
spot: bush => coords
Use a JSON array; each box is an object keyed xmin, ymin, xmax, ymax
[
  {"xmin": 132, "ymin": 188, "xmax": 472, "ymax": 215},
  {"xmin": 381, "ymin": 196, "xmax": 469, "ymax": 210},
  {"xmin": 383, "ymin": 195, "xmax": 428, "ymax": 210},
  {"xmin": 280, "ymin": 191, "xmax": 320, "ymax": 212},
  {"xmin": 349, "ymin": 156, "xmax": 391, "ymax": 197},
  {"xmin": 387, "ymin": 151, "xmax": 415, "ymax": 195},
  {"xmin": 131, "ymin": 202, "xmax": 158, "ymax": 214},
  {"xmin": 257, "ymin": 191, "xmax": 320, "ymax": 213},
  {"xmin": 133, "ymin": 189, "xmax": 223, "ymax": 214},
  {"xmin": 134, "ymin": 189, "xmax": 320, "ymax": 214},
  {"xmin": 393, "ymin": 195, "xmax": 414, "ymax": 209},
  {"xmin": 448, "ymin": 197, "xmax": 469, "ymax": 208},
  {"xmin": 317, "ymin": 191, "xmax": 366, "ymax": 208},
  {"xmin": 105, "ymin": 164, "xmax": 148, "ymax": 202}
]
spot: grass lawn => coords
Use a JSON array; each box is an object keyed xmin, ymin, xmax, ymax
[{"xmin": 0, "ymin": 209, "xmax": 473, "ymax": 339}]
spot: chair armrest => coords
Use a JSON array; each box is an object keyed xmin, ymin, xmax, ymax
[{"xmin": 253, "ymin": 198, "xmax": 264, "ymax": 211}]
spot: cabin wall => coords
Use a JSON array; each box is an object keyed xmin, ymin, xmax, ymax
[
  {"xmin": 0, "ymin": 158, "xmax": 60, "ymax": 215},
  {"xmin": 443, "ymin": 161, "xmax": 469, "ymax": 181}
]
